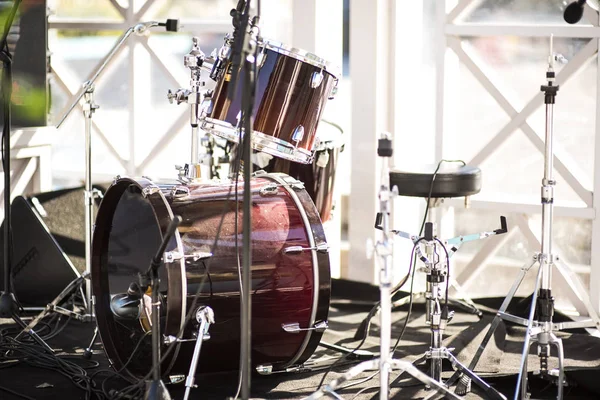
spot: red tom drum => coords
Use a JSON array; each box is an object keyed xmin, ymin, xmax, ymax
[
  {"xmin": 91, "ymin": 172, "xmax": 331, "ymax": 378},
  {"xmin": 202, "ymin": 39, "xmax": 339, "ymax": 164}
]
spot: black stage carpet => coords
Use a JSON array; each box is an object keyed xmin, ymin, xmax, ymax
[{"xmin": 2, "ymin": 279, "xmax": 600, "ymax": 399}]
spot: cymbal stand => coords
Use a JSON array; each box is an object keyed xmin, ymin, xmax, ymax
[
  {"xmin": 168, "ymin": 37, "xmax": 215, "ymax": 182},
  {"xmin": 390, "ymin": 220, "xmax": 507, "ymax": 400},
  {"xmin": 305, "ymin": 133, "xmax": 459, "ymax": 400},
  {"xmin": 55, "ymin": 20, "xmax": 179, "ymax": 319},
  {"xmin": 446, "ymin": 37, "xmax": 600, "ymax": 400},
  {"xmin": 183, "ymin": 306, "xmax": 215, "ymax": 400}
]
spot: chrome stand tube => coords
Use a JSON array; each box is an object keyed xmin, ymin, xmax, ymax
[
  {"xmin": 452, "ymin": 39, "xmax": 600, "ymax": 400},
  {"xmin": 515, "ymin": 42, "xmax": 563, "ymax": 400},
  {"xmin": 82, "ymin": 88, "xmax": 98, "ymax": 319},
  {"xmin": 378, "ymin": 177, "xmax": 393, "ymax": 399},
  {"xmin": 183, "ymin": 306, "xmax": 215, "ymax": 400}
]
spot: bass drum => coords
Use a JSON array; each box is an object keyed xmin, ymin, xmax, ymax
[
  {"xmin": 255, "ymin": 125, "xmax": 344, "ymax": 222},
  {"xmin": 92, "ymin": 173, "xmax": 331, "ymax": 378}
]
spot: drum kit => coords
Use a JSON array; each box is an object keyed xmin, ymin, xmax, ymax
[
  {"xmin": 5, "ymin": 3, "xmax": 600, "ymax": 400},
  {"xmin": 90, "ymin": 6, "xmax": 342, "ymax": 400}
]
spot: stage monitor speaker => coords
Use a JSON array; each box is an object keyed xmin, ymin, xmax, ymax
[{"xmin": 0, "ymin": 186, "xmax": 103, "ymax": 307}]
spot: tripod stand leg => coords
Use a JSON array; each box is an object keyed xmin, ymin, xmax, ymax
[
  {"xmin": 554, "ymin": 259, "xmax": 600, "ymax": 328},
  {"xmin": 10, "ymin": 309, "xmax": 54, "ymax": 353},
  {"xmin": 449, "ymin": 277, "xmax": 481, "ymax": 316},
  {"xmin": 303, "ymin": 358, "xmax": 462, "ymax": 400},
  {"xmin": 553, "ymin": 334, "xmax": 564, "ymax": 400},
  {"xmin": 84, "ymin": 326, "xmax": 99, "ymax": 359},
  {"xmin": 447, "ymin": 258, "xmax": 537, "ymax": 390},
  {"xmin": 514, "ymin": 263, "xmax": 543, "ymax": 400},
  {"xmin": 14, "ymin": 274, "xmax": 86, "ymax": 342},
  {"xmin": 183, "ymin": 306, "xmax": 214, "ymax": 400}
]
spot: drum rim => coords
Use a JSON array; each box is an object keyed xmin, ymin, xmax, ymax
[
  {"xmin": 202, "ymin": 117, "xmax": 314, "ymax": 164},
  {"xmin": 261, "ymin": 38, "xmax": 341, "ymax": 80},
  {"xmin": 259, "ymin": 172, "xmax": 331, "ymax": 370},
  {"xmin": 91, "ymin": 176, "xmax": 187, "ymax": 378}
]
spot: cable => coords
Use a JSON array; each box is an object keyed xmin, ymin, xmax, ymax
[
  {"xmin": 316, "ymin": 239, "xmax": 423, "ymax": 391},
  {"xmin": 434, "ymin": 238, "xmax": 451, "ymax": 313},
  {"xmin": 0, "ymin": 384, "xmax": 36, "ymax": 400}
]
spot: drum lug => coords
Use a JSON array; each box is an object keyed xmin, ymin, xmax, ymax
[
  {"xmin": 329, "ymin": 78, "xmax": 339, "ymax": 100},
  {"xmin": 169, "ymin": 183, "xmax": 191, "ymax": 198},
  {"xmin": 282, "ymin": 320, "xmax": 328, "ymax": 334},
  {"xmin": 283, "ymin": 242, "xmax": 329, "ymax": 254},
  {"xmin": 292, "ymin": 125, "xmax": 305, "ymax": 144},
  {"xmin": 256, "ymin": 364, "xmax": 273, "ymax": 375},
  {"xmin": 142, "ymin": 185, "xmax": 160, "ymax": 198},
  {"xmin": 259, "ymin": 183, "xmax": 279, "ymax": 196},
  {"xmin": 163, "ymin": 251, "xmax": 213, "ymax": 263},
  {"xmin": 311, "ymin": 70, "xmax": 324, "ymax": 89},
  {"xmin": 290, "ymin": 181, "xmax": 305, "ymax": 191}
]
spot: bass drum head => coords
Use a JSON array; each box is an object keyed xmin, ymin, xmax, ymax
[{"xmin": 92, "ymin": 177, "xmax": 183, "ymax": 379}]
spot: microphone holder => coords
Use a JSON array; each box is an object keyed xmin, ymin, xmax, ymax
[{"xmin": 447, "ymin": 36, "xmax": 600, "ymax": 400}]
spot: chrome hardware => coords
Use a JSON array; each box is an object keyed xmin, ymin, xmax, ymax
[
  {"xmin": 200, "ymin": 91, "xmax": 213, "ymax": 117},
  {"xmin": 290, "ymin": 181, "xmax": 305, "ymax": 191},
  {"xmin": 167, "ymin": 88, "xmax": 190, "ymax": 105},
  {"xmin": 209, "ymin": 34, "xmax": 232, "ymax": 81},
  {"xmin": 163, "ymin": 251, "xmax": 213, "ymax": 263},
  {"xmin": 184, "ymin": 37, "xmax": 205, "ymax": 71},
  {"xmin": 112, "ymin": 175, "xmax": 122, "ymax": 185},
  {"xmin": 141, "ymin": 185, "xmax": 160, "ymax": 198},
  {"xmin": 329, "ymin": 79, "xmax": 339, "ymax": 100},
  {"xmin": 170, "ymin": 184, "xmax": 191, "ymax": 198},
  {"xmin": 257, "ymin": 46, "xmax": 267, "ymax": 68},
  {"xmin": 164, "ymin": 335, "xmax": 199, "ymax": 344},
  {"xmin": 183, "ymin": 305, "xmax": 214, "ymax": 400},
  {"xmin": 259, "ymin": 183, "xmax": 279, "ymax": 196},
  {"xmin": 310, "ymin": 70, "xmax": 324, "ymax": 88},
  {"xmin": 256, "ymin": 364, "xmax": 273, "ymax": 375},
  {"xmin": 316, "ymin": 151, "xmax": 330, "ymax": 168},
  {"xmin": 283, "ymin": 243, "xmax": 329, "ymax": 254},
  {"xmin": 282, "ymin": 321, "xmax": 328, "ymax": 334},
  {"xmin": 92, "ymin": 188, "xmax": 104, "ymax": 199},
  {"xmin": 292, "ymin": 125, "xmax": 304, "ymax": 143}
]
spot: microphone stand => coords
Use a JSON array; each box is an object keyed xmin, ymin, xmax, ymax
[
  {"xmin": 55, "ymin": 20, "xmax": 179, "ymax": 319},
  {"xmin": 0, "ymin": 0, "xmax": 52, "ymax": 353},
  {"xmin": 143, "ymin": 215, "xmax": 182, "ymax": 400},
  {"xmin": 242, "ymin": 9, "xmax": 258, "ymax": 400},
  {"xmin": 229, "ymin": 2, "xmax": 259, "ymax": 398}
]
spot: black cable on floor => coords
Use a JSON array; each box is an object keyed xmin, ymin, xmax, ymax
[{"xmin": 0, "ymin": 384, "xmax": 36, "ymax": 400}]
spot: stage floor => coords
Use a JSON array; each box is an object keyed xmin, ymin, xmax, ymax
[{"xmin": 1, "ymin": 279, "xmax": 600, "ymax": 399}]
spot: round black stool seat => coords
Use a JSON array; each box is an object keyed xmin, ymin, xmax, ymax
[{"xmin": 389, "ymin": 165, "xmax": 481, "ymax": 198}]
